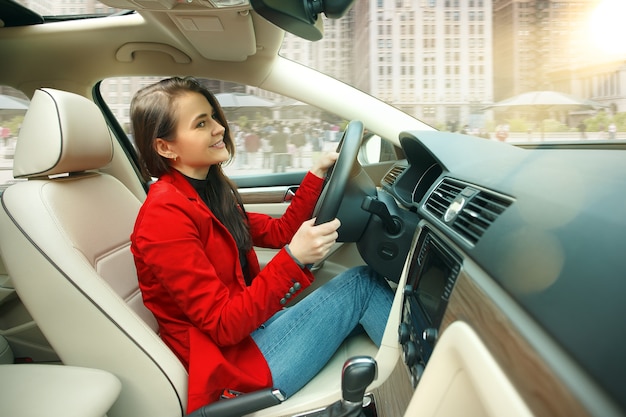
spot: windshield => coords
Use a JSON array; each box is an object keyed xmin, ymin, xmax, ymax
[{"xmin": 280, "ymin": 0, "xmax": 625, "ymax": 143}]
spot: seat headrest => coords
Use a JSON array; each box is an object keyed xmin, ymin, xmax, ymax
[{"xmin": 13, "ymin": 88, "xmax": 114, "ymax": 178}]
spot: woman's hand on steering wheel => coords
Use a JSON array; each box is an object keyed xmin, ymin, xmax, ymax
[
  {"xmin": 310, "ymin": 151, "xmax": 339, "ymax": 179},
  {"xmin": 312, "ymin": 120, "xmax": 365, "ymax": 227}
]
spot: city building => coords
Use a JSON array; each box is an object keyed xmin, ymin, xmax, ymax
[
  {"xmin": 492, "ymin": 0, "xmax": 626, "ymax": 124},
  {"xmin": 493, "ymin": 0, "xmax": 596, "ymax": 100},
  {"xmin": 283, "ymin": 0, "xmax": 493, "ymax": 131},
  {"xmin": 567, "ymin": 59, "xmax": 626, "ymax": 114},
  {"xmin": 349, "ymin": 0, "xmax": 494, "ymax": 130},
  {"xmin": 549, "ymin": 52, "xmax": 626, "ymax": 118},
  {"xmin": 280, "ymin": 11, "xmax": 355, "ymax": 87}
]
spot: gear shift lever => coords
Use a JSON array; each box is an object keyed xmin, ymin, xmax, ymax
[
  {"xmin": 307, "ymin": 356, "xmax": 377, "ymax": 417},
  {"xmin": 341, "ymin": 356, "xmax": 377, "ymax": 405}
]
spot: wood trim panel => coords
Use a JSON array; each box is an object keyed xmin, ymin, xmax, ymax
[
  {"xmin": 371, "ymin": 358, "xmax": 414, "ymax": 417},
  {"xmin": 441, "ymin": 273, "xmax": 591, "ymax": 417},
  {"xmin": 240, "ymin": 189, "xmax": 287, "ymax": 204}
]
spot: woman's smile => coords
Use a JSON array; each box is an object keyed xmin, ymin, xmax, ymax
[{"xmin": 210, "ymin": 139, "xmax": 225, "ymax": 149}]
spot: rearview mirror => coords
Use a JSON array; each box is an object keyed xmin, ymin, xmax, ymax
[{"xmin": 250, "ymin": 0, "xmax": 356, "ymax": 41}]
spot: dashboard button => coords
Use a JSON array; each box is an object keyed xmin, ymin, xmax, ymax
[
  {"xmin": 403, "ymin": 284, "xmax": 414, "ymax": 296},
  {"xmin": 403, "ymin": 341, "xmax": 419, "ymax": 367},
  {"xmin": 398, "ymin": 323, "xmax": 411, "ymax": 344},
  {"xmin": 423, "ymin": 327, "xmax": 439, "ymax": 343}
]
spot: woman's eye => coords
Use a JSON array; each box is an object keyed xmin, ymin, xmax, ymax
[
  {"xmin": 211, "ymin": 113, "xmax": 218, "ymax": 120},
  {"xmin": 197, "ymin": 121, "xmax": 206, "ymax": 128}
]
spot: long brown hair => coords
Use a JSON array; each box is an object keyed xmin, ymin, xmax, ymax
[{"xmin": 130, "ymin": 76, "xmax": 252, "ymax": 252}]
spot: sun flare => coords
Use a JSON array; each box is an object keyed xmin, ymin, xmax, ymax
[{"xmin": 589, "ymin": 0, "xmax": 626, "ymax": 55}]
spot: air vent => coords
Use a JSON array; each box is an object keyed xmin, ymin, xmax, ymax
[
  {"xmin": 381, "ymin": 164, "xmax": 406, "ymax": 187},
  {"xmin": 424, "ymin": 179, "xmax": 464, "ymax": 218},
  {"xmin": 425, "ymin": 178, "xmax": 512, "ymax": 245},
  {"xmin": 452, "ymin": 192, "xmax": 511, "ymax": 244}
]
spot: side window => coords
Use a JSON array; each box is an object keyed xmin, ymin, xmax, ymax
[
  {"xmin": 100, "ymin": 77, "xmax": 348, "ymax": 177},
  {"xmin": 359, "ymin": 133, "xmax": 404, "ymax": 165},
  {"xmin": 0, "ymin": 87, "xmax": 29, "ymax": 193}
]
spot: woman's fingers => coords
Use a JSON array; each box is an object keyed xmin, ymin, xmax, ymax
[{"xmin": 289, "ymin": 218, "xmax": 341, "ymax": 265}]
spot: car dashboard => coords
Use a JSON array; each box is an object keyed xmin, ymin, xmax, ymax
[{"xmin": 359, "ymin": 130, "xmax": 626, "ymax": 417}]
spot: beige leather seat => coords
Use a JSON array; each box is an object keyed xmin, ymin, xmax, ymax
[{"xmin": 0, "ymin": 88, "xmax": 189, "ymax": 417}]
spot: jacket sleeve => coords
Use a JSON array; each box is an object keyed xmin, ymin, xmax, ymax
[
  {"xmin": 247, "ymin": 172, "xmax": 324, "ymax": 248},
  {"xmin": 132, "ymin": 184, "xmax": 315, "ymax": 347}
]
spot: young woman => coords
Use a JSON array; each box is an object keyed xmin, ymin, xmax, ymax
[{"xmin": 129, "ymin": 77, "xmax": 394, "ymax": 412}]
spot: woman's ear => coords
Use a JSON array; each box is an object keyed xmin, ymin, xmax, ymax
[{"xmin": 154, "ymin": 138, "xmax": 175, "ymax": 159}]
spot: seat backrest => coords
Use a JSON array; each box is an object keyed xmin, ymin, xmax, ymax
[{"xmin": 0, "ymin": 88, "xmax": 188, "ymax": 417}]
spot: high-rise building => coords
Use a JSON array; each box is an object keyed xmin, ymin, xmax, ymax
[
  {"xmin": 493, "ymin": 0, "xmax": 598, "ymax": 100},
  {"xmin": 562, "ymin": 58, "xmax": 626, "ymax": 114},
  {"xmin": 492, "ymin": 0, "xmax": 626, "ymax": 115},
  {"xmin": 284, "ymin": 1, "xmax": 494, "ymax": 129},
  {"xmin": 280, "ymin": 9, "xmax": 356, "ymax": 86},
  {"xmin": 356, "ymin": 0, "xmax": 494, "ymax": 129}
]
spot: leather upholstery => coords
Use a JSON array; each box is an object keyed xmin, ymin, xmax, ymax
[
  {"xmin": 0, "ymin": 88, "xmax": 188, "ymax": 417},
  {"xmin": 12, "ymin": 89, "xmax": 113, "ymax": 178}
]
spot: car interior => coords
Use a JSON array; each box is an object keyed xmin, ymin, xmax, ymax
[{"xmin": 0, "ymin": 1, "xmax": 625, "ymax": 417}]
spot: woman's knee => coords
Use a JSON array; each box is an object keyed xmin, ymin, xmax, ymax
[
  {"xmin": 331, "ymin": 265, "xmax": 387, "ymax": 296},
  {"xmin": 351, "ymin": 265, "xmax": 387, "ymax": 287}
]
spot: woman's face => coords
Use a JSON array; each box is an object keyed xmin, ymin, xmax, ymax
[{"xmin": 161, "ymin": 91, "xmax": 229, "ymax": 179}]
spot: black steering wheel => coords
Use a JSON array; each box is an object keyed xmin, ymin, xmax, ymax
[{"xmin": 312, "ymin": 120, "xmax": 369, "ymax": 234}]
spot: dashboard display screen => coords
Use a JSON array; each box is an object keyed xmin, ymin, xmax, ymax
[
  {"xmin": 410, "ymin": 229, "xmax": 461, "ymax": 329},
  {"xmin": 401, "ymin": 228, "xmax": 461, "ymax": 366},
  {"xmin": 417, "ymin": 249, "xmax": 450, "ymax": 325}
]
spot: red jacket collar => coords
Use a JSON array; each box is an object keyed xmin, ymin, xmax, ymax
[{"xmin": 157, "ymin": 169, "xmax": 202, "ymax": 201}]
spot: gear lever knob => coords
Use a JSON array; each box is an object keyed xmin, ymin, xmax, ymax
[{"xmin": 341, "ymin": 356, "xmax": 377, "ymax": 404}]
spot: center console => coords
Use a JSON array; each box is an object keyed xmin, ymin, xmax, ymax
[{"xmin": 398, "ymin": 226, "xmax": 462, "ymax": 387}]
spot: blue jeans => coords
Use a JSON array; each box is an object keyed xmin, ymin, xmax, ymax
[{"xmin": 251, "ymin": 265, "xmax": 394, "ymax": 398}]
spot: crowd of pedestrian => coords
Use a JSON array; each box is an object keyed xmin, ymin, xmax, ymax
[{"xmin": 230, "ymin": 121, "xmax": 337, "ymax": 172}]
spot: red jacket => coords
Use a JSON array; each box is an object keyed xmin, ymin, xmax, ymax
[{"xmin": 131, "ymin": 169, "xmax": 323, "ymax": 412}]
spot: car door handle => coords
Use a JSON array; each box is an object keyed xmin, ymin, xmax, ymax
[{"xmin": 284, "ymin": 186, "xmax": 299, "ymax": 202}]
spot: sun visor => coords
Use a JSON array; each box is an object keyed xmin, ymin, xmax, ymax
[{"xmin": 170, "ymin": 10, "xmax": 257, "ymax": 61}]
